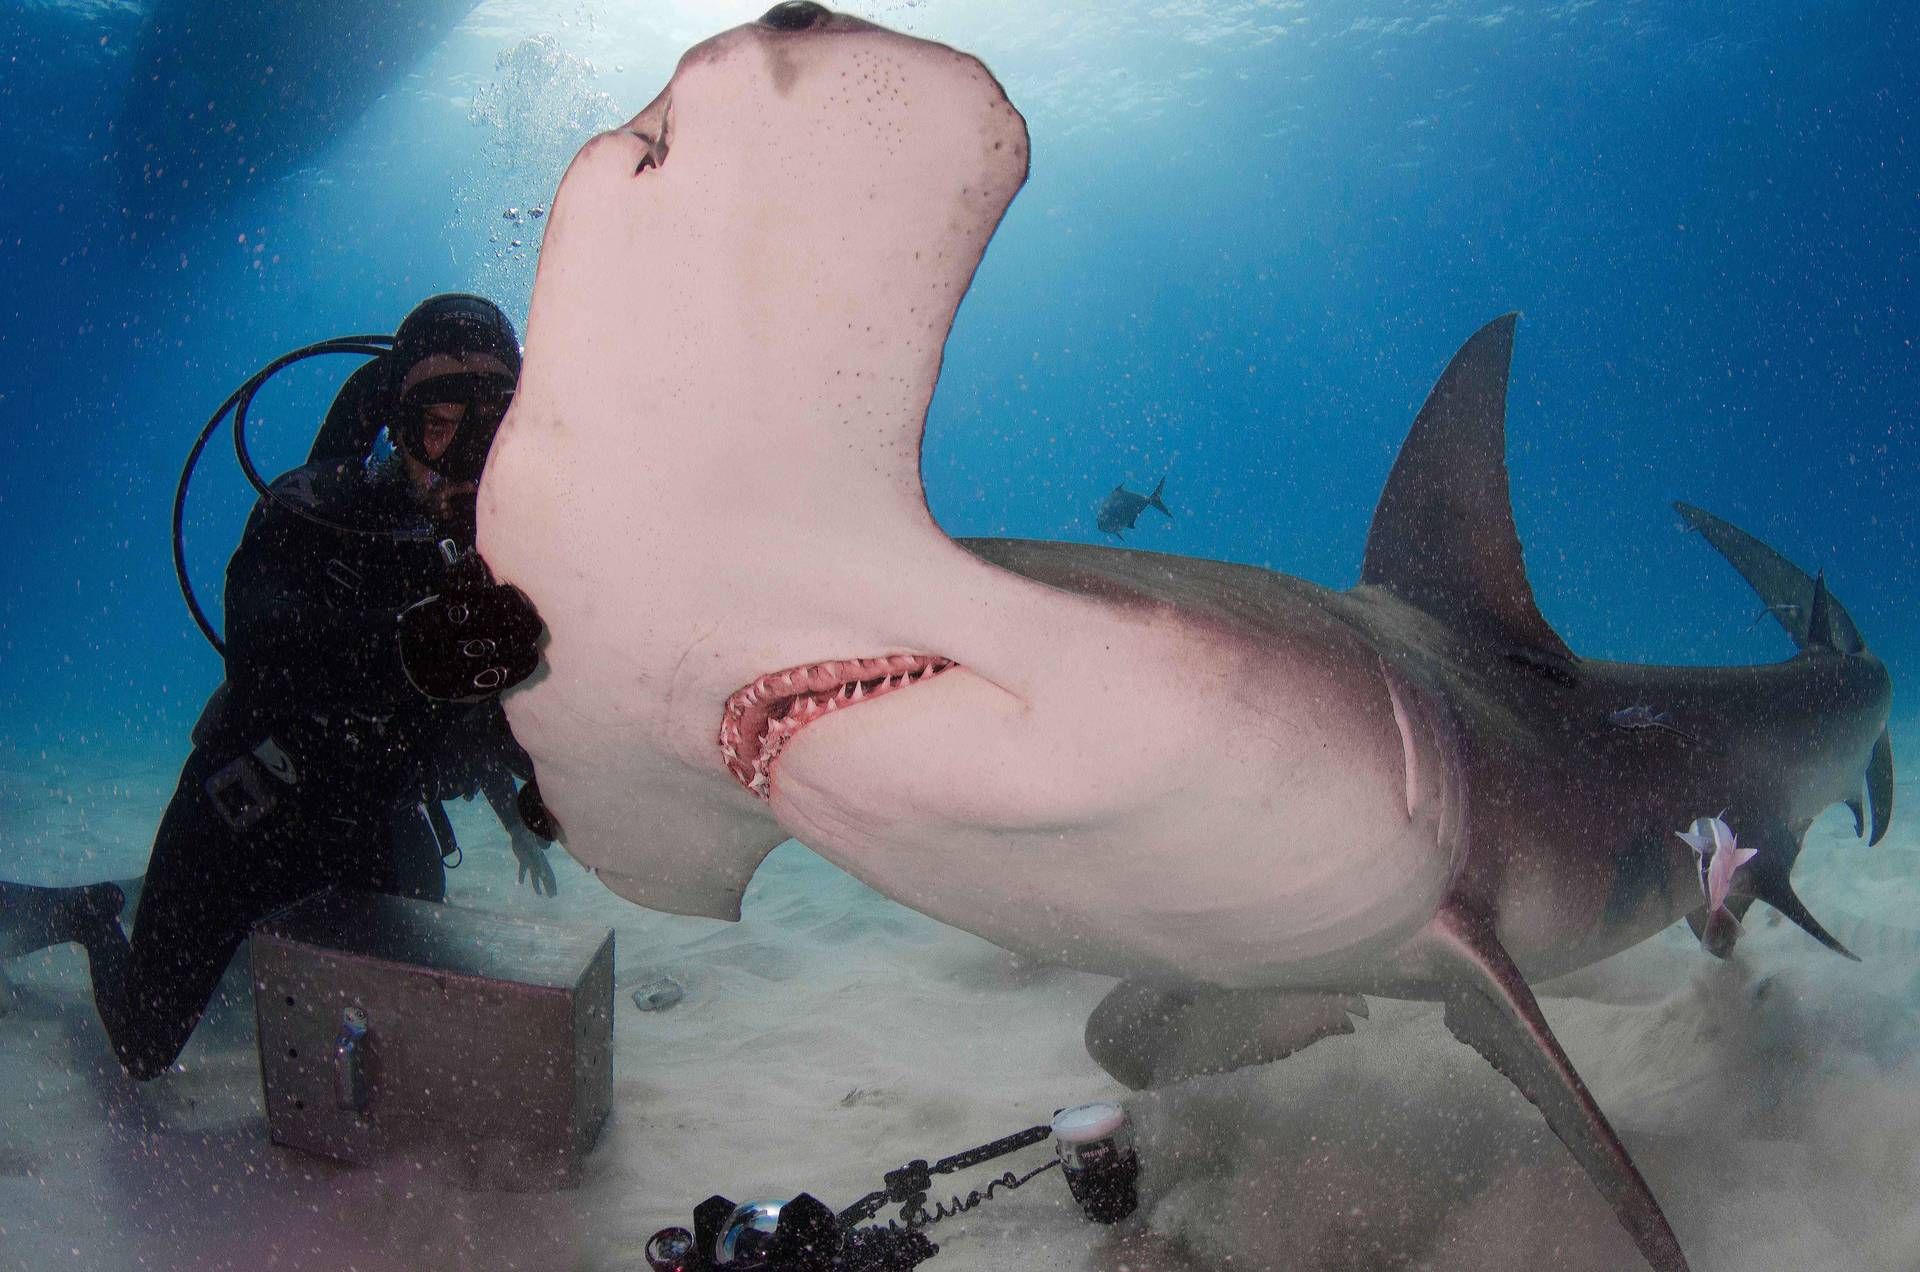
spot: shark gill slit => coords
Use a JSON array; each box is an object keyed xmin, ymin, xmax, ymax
[
  {"xmin": 1382, "ymin": 660, "xmax": 1420, "ymax": 822},
  {"xmin": 720, "ymin": 653, "xmax": 957, "ymax": 797}
]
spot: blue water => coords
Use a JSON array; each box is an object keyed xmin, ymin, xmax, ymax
[
  {"xmin": 3, "ymin": 1, "xmax": 1912, "ymax": 764},
  {"xmin": 1, "ymin": 0, "xmax": 1913, "ymax": 758}
]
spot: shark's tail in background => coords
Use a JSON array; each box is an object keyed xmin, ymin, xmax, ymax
[{"xmin": 1675, "ymin": 500, "xmax": 1893, "ymax": 847}]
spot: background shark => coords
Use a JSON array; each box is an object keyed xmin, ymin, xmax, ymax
[{"xmin": 477, "ymin": 7, "xmax": 1893, "ymax": 1270}]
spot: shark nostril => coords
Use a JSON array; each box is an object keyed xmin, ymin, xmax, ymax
[{"xmin": 759, "ymin": 2, "xmax": 830, "ymax": 31}]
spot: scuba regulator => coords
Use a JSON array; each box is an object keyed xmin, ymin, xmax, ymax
[{"xmin": 643, "ymin": 1102, "xmax": 1140, "ymax": 1272}]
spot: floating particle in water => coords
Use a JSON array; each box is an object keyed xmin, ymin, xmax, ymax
[
  {"xmin": 510, "ymin": 239, "xmax": 522, "ymax": 248},
  {"xmin": 503, "ymin": 206, "xmax": 521, "ymax": 221},
  {"xmin": 528, "ymin": 205, "xmax": 545, "ymax": 220}
]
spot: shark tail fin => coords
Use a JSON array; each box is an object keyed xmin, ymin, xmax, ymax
[
  {"xmin": 1867, "ymin": 729, "xmax": 1895, "ymax": 846},
  {"xmin": 1146, "ymin": 475, "xmax": 1171, "ymax": 520},
  {"xmin": 1429, "ymin": 902, "xmax": 1690, "ymax": 1272},
  {"xmin": 1675, "ymin": 501, "xmax": 1894, "ymax": 845}
]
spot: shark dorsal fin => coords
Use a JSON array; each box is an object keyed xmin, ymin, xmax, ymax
[{"xmin": 1361, "ymin": 314, "xmax": 1571, "ymax": 660}]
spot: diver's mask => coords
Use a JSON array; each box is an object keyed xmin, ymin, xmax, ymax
[{"xmin": 393, "ymin": 370, "xmax": 516, "ymax": 486}]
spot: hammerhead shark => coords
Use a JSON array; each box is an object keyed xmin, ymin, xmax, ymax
[{"xmin": 475, "ymin": 6, "xmax": 1894, "ymax": 1269}]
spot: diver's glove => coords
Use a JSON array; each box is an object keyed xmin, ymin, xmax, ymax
[
  {"xmin": 509, "ymin": 825, "xmax": 559, "ymax": 897},
  {"xmin": 398, "ymin": 550, "xmax": 544, "ymax": 702}
]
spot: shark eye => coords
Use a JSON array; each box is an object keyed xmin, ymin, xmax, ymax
[{"xmin": 760, "ymin": 2, "xmax": 829, "ymax": 31}]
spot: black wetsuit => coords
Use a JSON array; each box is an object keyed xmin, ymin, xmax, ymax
[{"xmin": 81, "ymin": 455, "xmax": 527, "ymax": 1079}]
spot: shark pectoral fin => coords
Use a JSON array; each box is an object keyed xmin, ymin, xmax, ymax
[
  {"xmin": 1084, "ymin": 980, "xmax": 1365, "ymax": 1091},
  {"xmin": 1868, "ymin": 727, "xmax": 1894, "ymax": 846},
  {"xmin": 1846, "ymin": 795, "xmax": 1867, "ymax": 839},
  {"xmin": 1428, "ymin": 904, "xmax": 1689, "ymax": 1272}
]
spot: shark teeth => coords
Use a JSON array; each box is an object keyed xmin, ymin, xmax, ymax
[{"xmin": 719, "ymin": 654, "xmax": 957, "ymax": 798}]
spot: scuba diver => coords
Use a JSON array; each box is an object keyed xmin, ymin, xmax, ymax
[{"xmin": 0, "ymin": 293, "xmax": 551, "ymax": 1080}]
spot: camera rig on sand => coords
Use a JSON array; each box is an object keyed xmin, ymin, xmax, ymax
[{"xmin": 644, "ymin": 1103, "xmax": 1140, "ymax": 1272}]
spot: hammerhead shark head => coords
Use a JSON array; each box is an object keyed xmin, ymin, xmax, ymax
[{"xmin": 475, "ymin": 6, "xmax": 1894, "ymax": 1268}]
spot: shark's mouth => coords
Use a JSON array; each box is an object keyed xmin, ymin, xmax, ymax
[{"xmin": 721, "ymin": 654, "xmax": 957, "ymax": 797}]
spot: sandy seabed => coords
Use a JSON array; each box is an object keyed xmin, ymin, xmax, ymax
[{"xmin": 3, "ymin": 723, "xmax": 1918, "ymax": 1272}]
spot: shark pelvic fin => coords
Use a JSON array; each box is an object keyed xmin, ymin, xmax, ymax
[
  {"xmin": 1672, "ymin": 502, "xmax": 1865, "ymax": 654},
  {"xmin": 1428, "ymin": 902, "xmax": 1689, "ymax": 1272},
  {"xmin": 1361, "ymin": 313, "xmax": 1572, "ymax": 662},
  {"xmin": 1083, "ymin": 980, "xmax": 1366, "ymax": 1090},
  {"xmin": 1736, "ymin": 827, "xmax": 1860, "ymax": 960}
]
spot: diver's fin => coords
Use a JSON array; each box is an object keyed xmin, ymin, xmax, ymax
[
  {"xmin": 0, "ymin": 880, "xmax": 127, "ymax": 962},
  {"xmin": 1084, "ymin": 980, "xmax": 1365, "ymax": 1090},
  {"xmin": 1867, "ymin": 728, "xmax": 1894, "ymax": 846},
  {"xmin": 1428, "ymin": 902, "xmax": 1689, "ymax": 1272},
  {"xmin": 1362, "ymin": 314, "xmax": 1573, "ymax": 661},
  {"xmin": 1146, "ymin": 475, "xmax": 1172, "ymax": 520},
  {"xmin": 1672, "ymin": 502, "xmax": 1865, "ymax": 653}
]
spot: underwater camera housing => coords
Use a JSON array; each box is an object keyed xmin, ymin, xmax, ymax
[
  {"xmin": 642, "ymin": 1103, "xmax": 1139, "ymax": 1272},
  {"xmin": 644, "ymin": 1193, "xmax": 936, "ymax": 1272}
]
